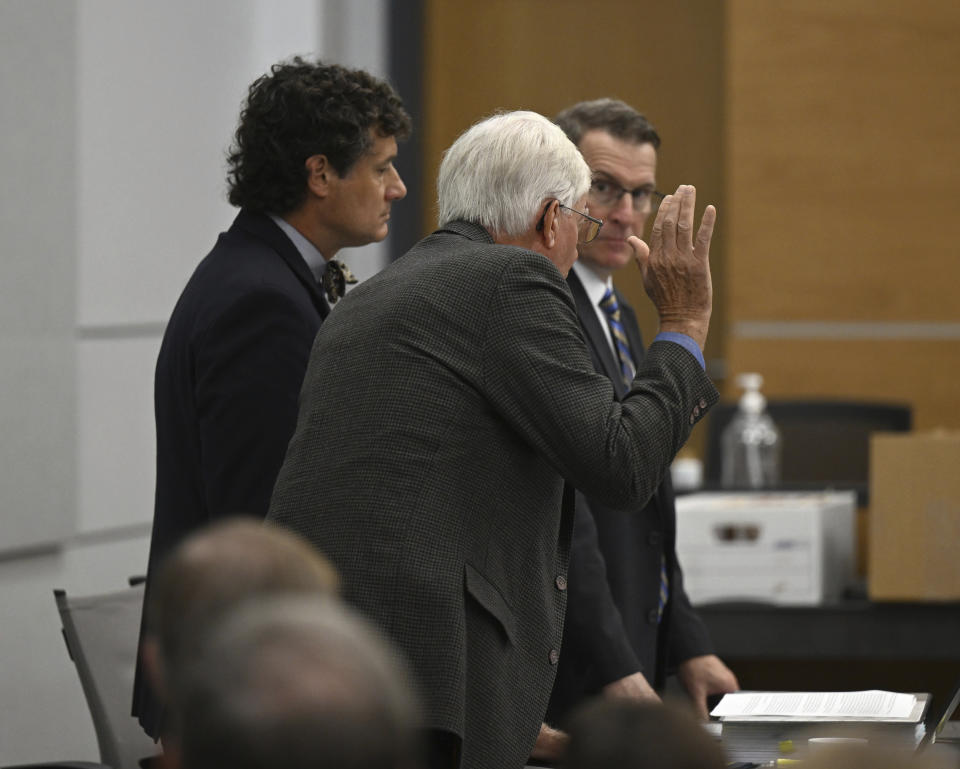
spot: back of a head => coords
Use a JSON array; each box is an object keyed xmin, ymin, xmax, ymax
[
  {"xmin": 436, "ymin": 110, "xmax": 591, "ymax": 237},
  {"xmin": 173, "ymin": 596, "xmax": 420, "ymax": 769},
  {"xmin": 226, "ymin": 56, "xmax": 411, "ymax": 215},
  {"xmin": 563, "ymin": 699, "xmax": 725, "ymax": 769},
  {"xmin": 149, "ymin": 518, "xmax": 340, "ymax": 682}
]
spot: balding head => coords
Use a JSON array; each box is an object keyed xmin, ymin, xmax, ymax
[
  {"xmin": 171, "ymin": 596, "xmax": 420, "ymax": 769},
  {"xmin": 144, "ymin": 519, "xmax": 339, "ymax": 708}
]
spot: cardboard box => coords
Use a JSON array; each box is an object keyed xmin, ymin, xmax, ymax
[
  {"xmin": 675, "ymin": 491, "xmax": 856, "ymax": 605},
  {"xmin": 869, "ymin": 431, "xmax": 960, "ymax": 601}
]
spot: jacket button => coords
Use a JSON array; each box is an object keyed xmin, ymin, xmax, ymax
[
  {"xmin": 549, "ymin": 649, "xmax": 560, "ymax": 665},
  {"xmin": 555, "ymin": 575, "xmax": 568, "ymax": 591},
  {"xmin": 689, "ymin": 413, "xmax": 696, "ymax": 425},
  {"xmin": 699, "ymin": 397, "xmax": 708, "ymax": 409},
  {"xmin": 647, "ymin": 609, "xmax": 659, "ymax": 624},
  {"xmin": 648, "ymin": 532, "xmax": 662, "ymax": 546}
]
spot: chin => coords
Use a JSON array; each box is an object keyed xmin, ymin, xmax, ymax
[
  {"xmin": 583, "ymin": 245, "xmax": 631, "ymax": 271},
  {"xmin": 605, "ymin": 243, "xmax": 634, "ymax": 266}
]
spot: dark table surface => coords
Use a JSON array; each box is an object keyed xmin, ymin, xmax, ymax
[
  {"xmin": 698, "ymin": 599, "xmax": 960, "ymax": 659},
  {"xmin": 695, "ymin": 600, "xmax": 960, "ymax": 708}
]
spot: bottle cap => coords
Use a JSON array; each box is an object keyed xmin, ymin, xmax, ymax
[{"xmin": 737, "ymin": 372, "xmax": 766, "ymax": 415}]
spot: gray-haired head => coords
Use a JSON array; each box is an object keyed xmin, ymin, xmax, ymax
[
  {"xmin": 437, "ymin": 110, "xmax": 591, "ymax": 237},
  {"xmin": 147, "ymin": 518, "xmax": 339, "ymax": 680},
  {"xmin": 554, "ymin": 98, "xmax": 660, "ymax": 149},
  {"xmin": 171, "ymin": 595, "xmax": 420, "ymax": 769}
]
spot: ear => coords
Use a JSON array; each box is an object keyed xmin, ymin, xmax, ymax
[
  {"xmin": 305, "ymin": 154, "xmax": 333, "ymax": 198},
  {"xmin": 539, "ymin": 200, "xmax": 560, "ymax": 250}
]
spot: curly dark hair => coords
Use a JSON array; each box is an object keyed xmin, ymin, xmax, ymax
[
  {"xmin": 554, "ymin": 98, "xmax": 661, "ymax": 150},
  {"xmin": 226, "ymin": 57, "xmax": 411, "ymax": 214}
]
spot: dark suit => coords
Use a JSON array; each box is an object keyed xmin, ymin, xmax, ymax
[
  {"xmin": 133, "ymin": 209, "xmax": 329, "ymax": 738},
  {"xmin": 267, "ymin": 221, "xmax": 717, "ymax": 769},
  {"xmin": 546, "ymin": 269, "xmax": 714, "ymax": 723}
]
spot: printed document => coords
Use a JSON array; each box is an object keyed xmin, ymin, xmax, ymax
[{"xmin": 711, "ymin": 690, "xmax": 919, "ymax": 720}]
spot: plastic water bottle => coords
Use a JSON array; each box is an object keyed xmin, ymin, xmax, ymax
[{"xmin": 721, "ymin": 373, "xmax": 781, "ymax": 489}]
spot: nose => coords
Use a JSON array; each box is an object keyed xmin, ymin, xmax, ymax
[
  {"xmin": 387, "ymin": 167, "xmax": 407, "ymax": 201},
  {"xmin": 607, "ymin": 191, "xmax": 634, "ymax": 224}
]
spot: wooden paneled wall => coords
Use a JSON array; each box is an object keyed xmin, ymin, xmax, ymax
[
  {"xmin": 421, "ymin": 0, "xmax": 727, "ymax": 364},
  {"xmin": 420, "ymin": 0, "xmax": 960, "ymax": 436},
  {"xmin": 724, "ymin": 0, "xmax": 960, "ymax": 429}
]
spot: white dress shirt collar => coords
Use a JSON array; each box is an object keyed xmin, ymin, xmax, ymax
[
  {"xmin": 572, "ymin": 260, "xmax": 613, "ymax": 306},
  {"xmin": 269, "ymin": 214, "xmax": 327, "ymax": 282},
  {"xmin": 572, "ymin": 260, "xmax": 616, "ymax": 353}
]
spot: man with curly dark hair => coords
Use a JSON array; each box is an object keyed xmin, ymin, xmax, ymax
[{"xmin": 133, "ymin": 57, "xmax": 410, "ymax": 744}]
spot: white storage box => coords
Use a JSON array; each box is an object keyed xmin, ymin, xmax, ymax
[{"xmin": 675, "ymin": 491, "xmax": 855, "ymax": 605}]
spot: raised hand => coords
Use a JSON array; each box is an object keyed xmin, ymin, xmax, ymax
[{"xmin": 628, "ymin": 184, "xmax": 715, "ymax": 350}]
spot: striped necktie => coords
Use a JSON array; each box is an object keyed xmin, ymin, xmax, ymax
[
  {"xmin": 600, "ymin": 288, "xmax": 670, "ymax": 620},
  {"xmin": 658, "ymin": 556, "xmax": 670, "ymax": 622},
  {"xmin": 599, "ymin": 287, "xmax": 636, "ymax": 388}
]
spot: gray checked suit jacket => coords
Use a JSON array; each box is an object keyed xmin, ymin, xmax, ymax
[{"xmin": 266, "ymin": 221, "xmax": 718, "ymax": 769}]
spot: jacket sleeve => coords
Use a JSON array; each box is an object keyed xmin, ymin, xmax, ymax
[
  {"xmin": 480, "ymin": 253, "xmax": 718, "ymax": 513},
  {"xmin": 563, "ymin": 491, "xmax": 643, "ymax": 684},
  {"xmin": 665, "ymin": 557, "xmax": 716, "ymax": 669}
]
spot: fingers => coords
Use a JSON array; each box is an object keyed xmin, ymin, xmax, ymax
[
  {"xmin": 676, "ymin": 184, "xmax": 696, "ymax": 252},
  {"xmin": 651, "ymin": 190, "xmax": 679, "ymax": 254},
  {"xmin": 650, "ymin": 184, "xmax": 716, "ymax": 263},
  {"xmin": 694, "ymin": 204, "xmax": 717, "ymax": 261},
  {"xmin": 651, "ymin": 186, "xmax": 692, "ymax": 254},
  {"xmin": 683, "ymin": 677, "xmax": 711, "ymax": 720}
]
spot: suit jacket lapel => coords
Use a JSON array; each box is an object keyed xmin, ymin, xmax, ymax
[
  {"xmin": 567, "ymin": 270, "xmax": 625, "ymax": 395},
  {"xmin": 232, "ymin": 209, "xmax": 331, "ymax": 319}
]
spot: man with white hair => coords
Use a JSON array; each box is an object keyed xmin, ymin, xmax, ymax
[{"xmin": 268, "ymin": 110, "xmax": 718, "ymax": 769}]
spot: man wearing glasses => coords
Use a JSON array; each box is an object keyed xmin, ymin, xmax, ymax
[
  {"xmin": 547, "ymin": 99, "xmax": 739, "ymax": 727},
  {"xmin": 268, "ymin": 110, "xmax": 720, "ymax": 769}
]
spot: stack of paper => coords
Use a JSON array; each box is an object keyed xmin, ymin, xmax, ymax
[{"xmin": 712, "ymin": 691, "xmax": 929, "ymax": 763}]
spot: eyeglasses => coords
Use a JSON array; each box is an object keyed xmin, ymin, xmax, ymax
[
  {"xmin": 535, "ymin": 200, "xmax": 604, "ymax": 244},
  {"xmin": 589, "ymin": 175, "xmax": 665, "ymax": 214}
]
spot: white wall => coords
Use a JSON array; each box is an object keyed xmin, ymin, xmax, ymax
[
  {"xmin": 0, "ymin": 1, "xmax": 78, "ymax": 556},
  {"xmin": 0, "ymin": 1, "xmax": 390, "ymax": 763}
]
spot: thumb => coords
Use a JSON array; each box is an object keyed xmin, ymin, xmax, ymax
[
  {"xmin": 694, "ymin": 700, "xmax": 709, "ymax": 720},
  {"xmin": 691, "ymin": 689, "xmax": 710, "ymax": 720},
  {"xmin": 628, "ymin": 235, "xmax": 650, "ymax": 271}
]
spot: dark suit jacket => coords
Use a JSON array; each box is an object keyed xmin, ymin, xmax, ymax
[
  {"xmin": 267, "ymin": 221, "xmax": 717, "ymax": 769},
  {"xmin": 132, "ymin": 209, "xmax": 329, "ymax": 738},
  {"xmin": 546, "ymin": 269, "xmax": 714, "ymax": 723}
]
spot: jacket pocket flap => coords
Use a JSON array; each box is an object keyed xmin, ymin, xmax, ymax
[{"xmin": 464, "ymin": 562, "xmax": 516, "ymax": 645}]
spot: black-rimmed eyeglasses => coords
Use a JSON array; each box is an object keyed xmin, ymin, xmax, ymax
[
  {"xmin": 589, "ymin": 175, "xmax": 665, "ymax": 214},
  {"xmin": 536, "ymin": 201, "xmax": 604, "ymax": 244}
]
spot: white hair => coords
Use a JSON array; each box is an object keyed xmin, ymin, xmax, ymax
[{"xmin": 437, "ymin": 110, "xmax": 591, "ymax": 237}]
